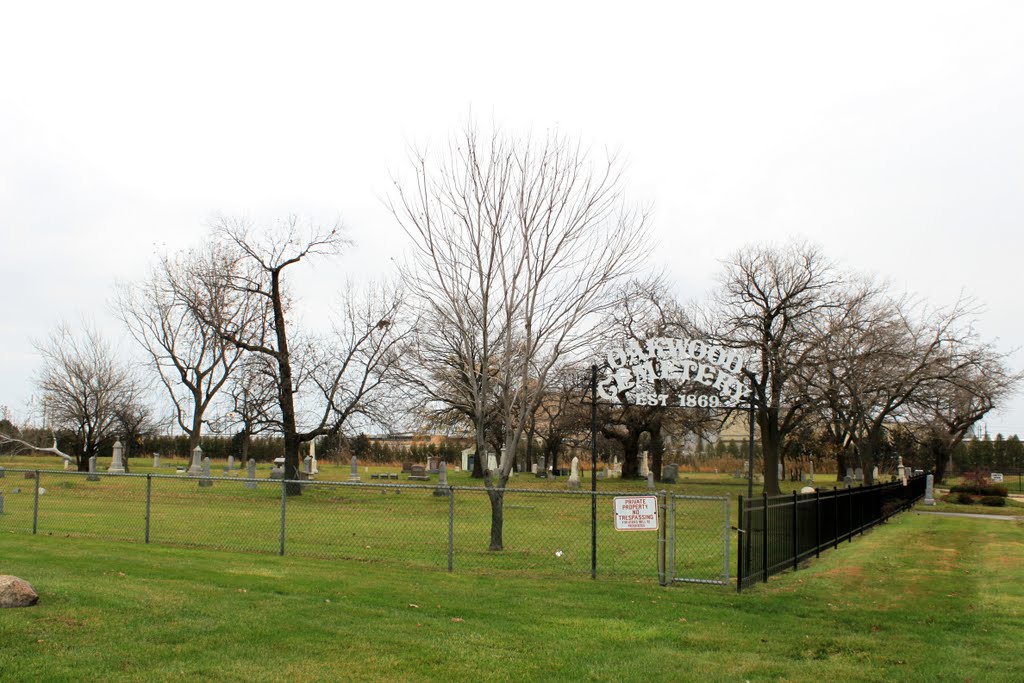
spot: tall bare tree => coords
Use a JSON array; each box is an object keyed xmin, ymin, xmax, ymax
[
  {"xmin": 177, "ymin": 216, "xmax": 412, "ymax": 493},
  {"xmin": 32, "ymin": 323, "xmax": 135, "ymax": 470},
  {"xmin": 392, "ymin": 123, "xmax": 649, "ymax": 550},
  {"xmin": 115, "ymin": 240, "xmax": 246, "ymax": 454},
  {"xmin": 707, "ymin": 241, "xmax": 840, "ymax": 495}
]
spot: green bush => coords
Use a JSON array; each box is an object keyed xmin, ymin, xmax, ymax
[
  {"xmin": 950, "ymin": 483, "xmax": 1009, "ymax": 497},
  {"xmin": 979, "ymin": 495, "xmax": 1007, "ymax": 507},
  {"xmin": 955, "ymin": 492, "xmax": 975, "ymax": 505}
]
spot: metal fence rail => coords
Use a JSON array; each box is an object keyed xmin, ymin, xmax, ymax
[
  {"xmin": 737, "ymin": 475, "xmax": 927, "ymax": 592},
  {"xmin": 0, "ymin": 469, "xmax": 731, "ymax": 584}
]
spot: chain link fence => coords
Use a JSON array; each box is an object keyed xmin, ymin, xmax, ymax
[{"xmin": 0, "ymin": 468, "xmax": 731, "ymax": 584}]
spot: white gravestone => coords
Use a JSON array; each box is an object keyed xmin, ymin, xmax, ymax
[
  {"xmin": 568, "ymin": 456, "xmax": 581, "ymax": 490},
  {"xmin": 188, "ymin": 445, "xmax": 203, "ymax": 475},
  {"xmin": 108, "ymin": 440, "xmax": 126, "ymax": 473},
  {"xmin": 245, "ymin": 459, "xmax": 257, "ymax": 489},
  {"xmin": 646, "ymin": 471, "xmax": 655, "ymax": 490},
  {"xmin": 349, "ymin": 456, "xmax": 360, "ymax": 482},
  {"xmin": 198, "ymin": 456, "xmax": 213, "ymax": 487},
  {"xmin": 640, "ymin": 451, "xmax": 649, "ymax": 477},
  {"xmin": 924, "ymin": 474, "xmax": 935, "ymax": 505},
  {"xmin": 87, "ymin": 456, "xmax": 99, "ymax": 481},
  {"xmin": 227, "ymin": 455, "xmax": 234, "ymax": 471},
  {"xmin": 153, "ymin": 453, "xmax": 161, "ymax": 469},
  {"xmin": 309, "ymin": 440, "xmax": 319, "ymax": 475}
]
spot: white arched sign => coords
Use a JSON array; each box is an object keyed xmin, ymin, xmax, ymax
[{"xmin": 598, "ymin": 337, "xmax": 751, "ymax": 407}]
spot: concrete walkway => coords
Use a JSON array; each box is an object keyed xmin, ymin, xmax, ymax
[{"xmin": 915, "ymin": 511, "xmax": 1022, "ymax": 522}]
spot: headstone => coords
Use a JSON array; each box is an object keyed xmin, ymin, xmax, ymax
[
  {"xmin": 531, "ymin": 463, "xmax": 538, "ymax": 474},
  {"xmin": 843, "ymin": 475, "xmax": 853, "ymax": 489},
  {"xmin": 427, "ymin": 457, "xmax": 440, "ymax": 475},
  {"xmin": 87, "ymin": 456, "xmax": 99, "ymax": 481},
  {"xmin": 227, "ymin": 455, "xmax": 234, "ymax": 471},
  {"xmin": 304, "ymin": 455, "xmax": 313, "ymax": 475},
  {"xmin": 897, "ymin": 456, "xmax": 907, "ymax": 486},
  {"xmin": 0, "ymin": 466, "xmax": 4, "ymax": 478},
  {"xmin": 662, "ymin": 463, "xmax": 679, "ymax": 484},
  {"xmin": 487, "ymin": 453, "xmax": 498, "ymax": 472},
  {"xmin": 871, "ymin": 466, "xmax": 879, "ymax": 482},
  {"xmin": 913, "ymin": 469, "xmax": 924, "ymax": 477},
  {"xmin": 536, "ymin": 456, "xmax": 547, "ymax": 478},
  {"xmin": 108, "ymin": 439, "xmax": 126, "ymax": 473},
  {"xmin": 63, "ymin": 459, "xmax": 70, "ymax": 471},
  {"xmin": 800, "ymin": 486, "xmax": 816, "ymax": 495},
  {"xmin": 309, "ymin": 440, "xmax": 319, "ymax": 475},
  {"xmin": 245, "ymin": 459, "xmax": 257, "ymax": 489},
  {"xmin": 349, "ymin": 456, "xmax": 360, "ymax": 482},
  {"xmin": 991, "ymin": 472, "xmax": 1004, "ymax": 483},
  {"xmin": 0, "ymin": 575, "xmax": 39, "ymax": 608},
  {"xmin": 434, "ymin": 462, "xmax": 449, "ymax": 497},
  {"xmin": 808, "ymin": 461, "xmax": 814, "ymax": 483},
  {"xmin": 188, "ymin": 445, "xmax": 203, "ymax": 475},
  {"xmin": 269, "ymin": 465, "xmax": 284, "ymax": 479},
  {"xmin": 402, "ymin": 462, "xmax": 413, "ymax": 473},
  {"xmin": 408, "ymin": 464, "xmax": 429, "ymax": 481},
  {"xmin": 924, "ymin": 474, "xmax": 935, "ymax": 505},
  {"xmin": 646, "ymin": 471, "xmax": 655, "ymax": 490},
  {"xmin": 568, "ymin": 456, "xmax": 580, "ymax": 489},
  {"xmin": 640, "ymin": 451, "xmax": 649, "ymax": 477},
  {"xmin": 846, "ymin": 467, "xmax": 854, "ymax": 480},
  {"xmin": 153, "ymin": 453, "xmax": 161, "ymax": 469},
  {"xmin": 199, "ymin": 456, "xmax": 213, "ymax": 487},
  {"xmin": 778, "ymin": 462, "xmax": 784, "ymax": 481},
  {"xmin": 854, "ymin": 467, "xmax": 863, "ymax": 482}
]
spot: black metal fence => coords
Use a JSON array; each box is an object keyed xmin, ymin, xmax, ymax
[{"xmin": 737, "ymin": 474, "xmax": 927, "ymax": 591}]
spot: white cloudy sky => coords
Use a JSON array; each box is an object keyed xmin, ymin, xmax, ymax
[{"xmin": 1, "ymin": 1, "xmax": 1022, "ymax": 433}]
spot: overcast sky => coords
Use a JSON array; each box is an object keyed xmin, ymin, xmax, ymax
[{"xmin": 2, "ymin": 1, "xmax": 1022, "ymax": 434}]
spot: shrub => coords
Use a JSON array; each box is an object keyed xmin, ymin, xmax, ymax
[
  {"xmin": 979, "ymin": 495, "xmax": 1007, "ymax": 507},
  {"xmin": 955, "ymin": 492, "xmax": 975, "ymax": 505},
  {"xmin": 950, "ymin": 483, "xmax": 1008, "ymax": 497}
]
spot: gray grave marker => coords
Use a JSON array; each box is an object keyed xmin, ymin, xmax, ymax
[
  {"xmin": 199, "ymin": 456, "xmax": 213, "ymax": 487},
  {"xmin": 153, "ymin": 453, "xmax": 161, "ymax": 469},
  {"xmin": 187, "ymin": 445, "xmax": 203, "ymax": 475},
  {"xmin": 87, "ymin": 456, "xmax": 99, "ymax": 481},
  {"xmin": 349, "ymin": 456, "xmax": 360, "ymax": 482},
  {"xmin": 108, "ymin": 439, "xmax": 126, "ymax": 473},
  {"xmin": 245, "ymin": 459, "xmax": 257, "ymax": 489},
  {"xmin": 924, "ymin": 473, "xmax": 935, "ymax": 505}
]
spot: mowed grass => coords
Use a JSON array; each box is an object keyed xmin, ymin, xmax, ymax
[{"xmin": 1, "ymin": 512, "xmax": 1021, "ymax": 682}]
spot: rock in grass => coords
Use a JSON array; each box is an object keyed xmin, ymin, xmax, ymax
[{"xmin": 0, "ymin": 575, "xmax": 39, "ymax": 608}]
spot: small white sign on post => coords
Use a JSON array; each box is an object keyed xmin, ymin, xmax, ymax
[
  {"xmin": 991, "ymin": 473, "xmax": 1004, "ymax": 483},
  {"xmin": 613, "ymin": 496, "xmax": 659, "ymax": 531}
]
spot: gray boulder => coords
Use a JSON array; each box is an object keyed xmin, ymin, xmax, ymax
[{"xmin": 0, "ymin": 575, "xmax": 39, "ymax": 608}]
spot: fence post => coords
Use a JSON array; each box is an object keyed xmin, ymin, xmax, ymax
[
  {"xmin": 657, "ymin": 491, "xmax": 667, "ymax": 587},
  {"xmin": 737, "ymin": 494, "xmax": 744, "ymax": 593},
  {"xmin": 32, "ymin": 471, "xmax": 40, "ymax": 535},
  {"xmin": 279, "ymin": 477, "xmax": 287, "ymax": 556},
  {"xmin": 447, "ymin": 486, "xmax": 454, "ymax": 573},
  {"xmin": 833, "ymin": 487, "xmax": 839, "ymax": 550},
  {"xmin": 814, "ymin": 488, "xmax": 821, "ymax": 559},
  {"xmin": 145, "ymin": 474, "xmax": 152, "ymax": 543},
  {"xmin": 791, "ymin": 490, "xmax": 798, "ymax": 571},
  {"xmin": 762, "ymin": 492, "xmax": 769, "ymax": 583},
  {"xmin": 669, "ymin": 494, "xmax": 677, "ymax": 584},
  {"xmin": 848, "ymin": 486, "xmax": 853, "ymax": 543},
  {"xmin": 723, "ymin": 494, "xmax": 730, "ymax": 584}
]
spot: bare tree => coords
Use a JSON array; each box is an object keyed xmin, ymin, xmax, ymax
[
  {"xmin": 31, "ymin": 323, "xmax": 134, "ymax": 470},
  {"xmin": 391, "ymin": 123, "xmax": 649, "ymax": 550},
  {"xmin": 707, "ymin": 241, "xmax": 840, "ymax": 495},
  {"xmin": 177, "ymin": 216, "xmax": 412, "ymax": 493},
  {"xmin": 114, "ymin": 240, "xmax": 246, "ymax": 455}
]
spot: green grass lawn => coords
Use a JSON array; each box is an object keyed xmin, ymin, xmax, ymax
[{"xmin": 1, "ymin": 512, "xmax": 1021, "ymax": 682}]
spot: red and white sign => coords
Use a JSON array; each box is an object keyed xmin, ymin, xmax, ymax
[{"xmin": 613, "ymin": 496, "xmax": 659, "ymax": 531}]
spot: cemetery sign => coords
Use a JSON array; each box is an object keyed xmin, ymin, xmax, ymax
[{"xmin": 598, "ymin": 337, "xmax": 751, "ymax": 407}]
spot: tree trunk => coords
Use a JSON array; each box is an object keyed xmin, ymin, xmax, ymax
[
  {"xmin": 759, "ymin": 410, "xmax": 782, "ymax": 496},
  {"xmin": 486, "ymin": 482, "xmax": 506, "ymax": 551}
]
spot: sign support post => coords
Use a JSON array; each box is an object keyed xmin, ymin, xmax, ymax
[{"xmin": 591, "ymin": 363, "xmax": 598, "ymax": 580}]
